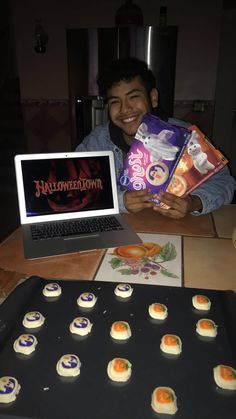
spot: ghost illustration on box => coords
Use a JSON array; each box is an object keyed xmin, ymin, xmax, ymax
[
  {"xmin": 187, "ymin": 131, "xmax": 215, "ymax": 174},
  {"xmin": 135, "ymin": 123, "xmax": 180, "ymax": 162}
]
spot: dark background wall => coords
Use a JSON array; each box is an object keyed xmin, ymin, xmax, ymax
[
  {"xmin": 13, "ymin": 0, "xmax": 221, "ymax": 102},
  {"xmin": 10, "ymin": 0, "xmax": 224, "ymax": 151}
]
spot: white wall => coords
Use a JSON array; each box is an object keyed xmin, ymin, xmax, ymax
[{"xmin": 11, "ymin": 0, "xmax": 222, "ymax": 100}]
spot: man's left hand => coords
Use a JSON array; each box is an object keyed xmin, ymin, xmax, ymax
[{"xmin": 153, "ymin": 192, "xmax": 202, "ymax": 219}]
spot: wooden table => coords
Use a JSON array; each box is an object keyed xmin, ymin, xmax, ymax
[
  {"xmin": 0, "ymin": 207, "xmax": 235, "ymax": 301},
  {"xmin": 211, "ymin": 203, "xmax": 236, "ymax": 238},
  {"xmin": 123, "ymin": 208, "xmax": 216, "ymax": 237}
]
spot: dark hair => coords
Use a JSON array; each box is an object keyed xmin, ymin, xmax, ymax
[{"xmin": 97, "ymin": 57, "xmax": 156, "ymax": 97}]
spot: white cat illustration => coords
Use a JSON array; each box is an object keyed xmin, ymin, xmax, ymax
[
  {"xmin": 135, "ymin": 122, "xmax": 180, "ymax": 162},
  {"xmin": 187, "ymin": 130, "xmax": 215, "ymax": 174}
]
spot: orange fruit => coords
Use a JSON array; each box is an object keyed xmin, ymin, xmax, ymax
[
  {"xmin": 114, "ymin": 244, "xmax": 148, "ymax": 259},
  {"xmin": 142, "ymin": 242, "xmax": 162, "ymax": 256}
]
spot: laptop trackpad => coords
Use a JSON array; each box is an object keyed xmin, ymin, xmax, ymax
[{"xmin": 63, "ymin": 235, "xmax": 100, "ymax": 252}]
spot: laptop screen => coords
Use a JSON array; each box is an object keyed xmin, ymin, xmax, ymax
[{"xmin": 15, "ymin": 152, "xmax": 119, "ymax": 224}]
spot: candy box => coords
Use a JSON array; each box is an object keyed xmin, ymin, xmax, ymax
[
  {"xmin": 164, "ymin": 125, "xmax": 228, "ymax": 199},
  {"xmin": 119, "ymin": 113, "xmax": 191, "ymax": 203}
]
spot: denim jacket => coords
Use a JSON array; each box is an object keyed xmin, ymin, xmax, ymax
[{"xmin": 75, "ymin": 122, "xmax": 236, "ymax": 215}]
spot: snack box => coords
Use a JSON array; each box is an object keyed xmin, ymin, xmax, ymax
[
  {"xmin": 165, "ymin": 125, "xmax": 228, "ymax": 198},
  {"xmin": 119, "ymin": 113, "xmax": 191, "ymax": 204}
]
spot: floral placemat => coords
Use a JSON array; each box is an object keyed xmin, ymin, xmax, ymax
[{"xmin": 94, "ymin": 233, "xmax": 182, "ymax": 286}]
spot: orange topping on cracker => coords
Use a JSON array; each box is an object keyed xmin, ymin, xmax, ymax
[
  {"xmin": 164, "ymin": 335, "xmax": 179, "ymax": 346},
  {"xmin": 113, "ymin": 359, "xmax": 128, "ymax": 372},
  {"xmin": 156, "ymin": 388, "xmax": 173, "ymax": 404},
  {"xmin": 196, "ymin": 295, "xmax": 209, "ymax": 304},
  {"xmin": 113, "ymin": 321, "xmax": 127, "ymax": 332},
  {"xmin": 220, "ymin": 366, "xmax": 236, "ymax": 381},
  {"xmin": 154, "ymin": 303, "xmax": 165, "ymax": 312},
  {"xmin": 199, "ymin": 319, "xmax": 214, "ymax": 329}
]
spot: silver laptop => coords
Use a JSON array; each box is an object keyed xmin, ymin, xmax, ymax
[{"xmin": 14, "ymin": 151, "xmax": 142, "ymax": 259}]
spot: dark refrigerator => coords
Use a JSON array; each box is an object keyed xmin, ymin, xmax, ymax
[{"xmin": 67, "ymin": 26, "xmax": 178, "ymax": 149}]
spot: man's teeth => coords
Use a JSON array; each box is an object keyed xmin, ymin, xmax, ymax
[{"xmin": 123, "ymin": 117, "xmax": 136, "ymax": 123}]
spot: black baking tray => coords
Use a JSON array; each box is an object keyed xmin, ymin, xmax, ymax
[{"xmin": 0, "ymin": 276, "xmax": 235, "ymax": 419}]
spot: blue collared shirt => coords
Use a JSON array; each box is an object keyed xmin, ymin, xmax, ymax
[{"xmin": 75, "ymin": 122, "xmax": 236, "ymax": 214}]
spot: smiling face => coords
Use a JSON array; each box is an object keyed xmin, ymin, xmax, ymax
[{"xmin": 107, "ymin": 76, "xmax": 158, "ymax": 145}]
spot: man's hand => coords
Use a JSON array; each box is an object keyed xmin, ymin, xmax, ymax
[
  {"xmin": 153, "ymin": 192, "xmax": 203, "ymax": 219},
  {"xmin": 124, "ymin": 189, "xmax": 155, "ymax": 213}
]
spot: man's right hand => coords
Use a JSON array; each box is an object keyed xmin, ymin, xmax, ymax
[{"xmin": 124, "ymin": 189, "xmax": 154, "ymax": 213}]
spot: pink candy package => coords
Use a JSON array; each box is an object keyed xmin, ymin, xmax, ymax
[{"xmin": 119, "ymin": 114, "xmax": 191, "ymax": 204}]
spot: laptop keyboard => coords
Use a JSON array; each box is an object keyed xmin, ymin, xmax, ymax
[{"xmin": 31, "ymin": 216, "xmax": 124, "ymax": 240}]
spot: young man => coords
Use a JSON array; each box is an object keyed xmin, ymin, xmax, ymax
[{"xmin": 76, "ymin": 58, "xmax": 236, "ymax": 219}]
